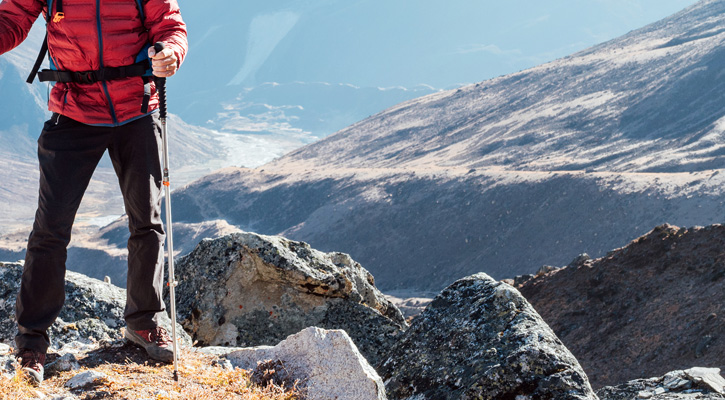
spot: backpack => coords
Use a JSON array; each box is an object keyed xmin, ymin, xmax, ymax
[{"xmin": 26, "ymin": 0, "xmax": 154, "ymax": 113}]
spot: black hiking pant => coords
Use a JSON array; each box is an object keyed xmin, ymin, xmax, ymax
[{"xmin": 16, "ymin": 113, "xmax": 166, "ymax": 353}]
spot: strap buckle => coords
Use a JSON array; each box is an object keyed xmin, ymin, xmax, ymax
[
  {"xmin": 53, "ymin": 12, "xmax": 65, "ymax": 23},
  {"xmin": 74, "ymin": 71, "xmax": 97, "ymax": 84}
]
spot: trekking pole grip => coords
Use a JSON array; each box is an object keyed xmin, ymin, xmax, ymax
[{"xmin": 153, "ymin": 42, "xmax": 167, "ymax": 119}]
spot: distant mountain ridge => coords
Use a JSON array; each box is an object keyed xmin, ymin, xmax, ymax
[{"xmin": 169, "ymin": 0, "xmax": 725, "ymax": 291}]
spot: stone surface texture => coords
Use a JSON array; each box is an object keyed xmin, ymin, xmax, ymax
[
  {"xmin": 378, "ymin": 273, "xmax": 597, "ymax": 400},
  {"xmin": 596, "ymin": 368, "xmax": 725, "ymax": 400},
  {"xmin": 517, "ymin": 224, "xmax": 725, "ymax": 388},
  {"xmin": 0, "ymin": 261, "xmax": 190, "ymax": 350},
  {"xmin": 64, "ymin": 370, "xmax": 109, "ymax": 389},
  {"xmin": 171, "ymin": 232, "xmax": 406, "ymax": 366},
  {"xmin": 45, "ymin": 353, "xmax": 82, "ymax": 374},
  {"xmin": 224, "ymin": 327, "xmax": 386, "ymax": 400}
]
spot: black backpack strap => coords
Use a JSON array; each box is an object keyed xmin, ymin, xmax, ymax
[
  {"xmin": 37, "ymin": 59, "xmax": 151, "ymax": 84},
  {"xmin": 26, "ymin": 32, "xmax": 49, "ymax": 84},
  {"xmin": 26, "ymin": 0, "xmax": 54, "ymax": 84},
  {"xmin": 52, "ymin": 0, "xmax": 64, "ymax": 22}
]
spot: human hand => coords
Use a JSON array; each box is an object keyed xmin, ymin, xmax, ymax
[{"xmin": 148, "ymin": 45, "xmax": 178, "ymax": 78}]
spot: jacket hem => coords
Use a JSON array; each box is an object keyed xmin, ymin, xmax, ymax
[{"xmin": 82, "ymin": 110, "xmax": 158, "ymax": 127}]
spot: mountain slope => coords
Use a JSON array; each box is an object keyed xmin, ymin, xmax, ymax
[
  {"xmin": 168, "ymin": 0, "xmax": 725, "ymax": 291},
  {"xmin": 272, "ymin": 0, "xmax": 725, "ymax": 173},
  {"xmin": 516, "ymin": 224, "xmax": 725, "ymax": 388}
]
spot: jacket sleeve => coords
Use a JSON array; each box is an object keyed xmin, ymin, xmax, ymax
[
  {"xmin": 0, "ymin": 0, "xmax": 44, "ymax": 55},
  {"xmin": 144, "ymin": 0, "xmax": 187, "ymax": 67}
]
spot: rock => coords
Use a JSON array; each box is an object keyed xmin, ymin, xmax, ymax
[
  {"xmin": 55, "ymin": 340, "xmax": 101, "ymax": 356},
  {"xmin": 0, "ymin": 353, "xmax": 13, "ymax": 378},
  {"xmin": 597, "ymin": 368, "xmax": 725, "ymax": 400},
  {"xmin": 222, "ymin": 327, "xmax": 386, "ymax": 400},
  {"xmin": 0, "ymin": 343, "xmax": 10, "ymax": 355},
  {"xmin": 171, "ymin": 232, "xmax": 407, "ymax": 366},
  {"xmin": 684, "ymin": 368, "xmax": 725, "ymax": 395},
  {"xmin": 378, "ymin": 273, "xmax": 597, "ymax": 400},
  {"xmin": 0, "ymin": 262, "xmax": 191, "ymax": 350},
  {"xmin": 65, "ymin": 370, "xmax": 109, "ymax": 389},
  {"xmin": 46, "ymin": 353, "xmax": 81, "ymax": 374},
  {"xmin": 662, "ymin": 371, "xmax": 691, "ymax": 391}
]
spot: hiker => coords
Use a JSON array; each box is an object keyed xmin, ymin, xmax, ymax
[{"xmin": 0, "ymin": 0, "xmax": 188, "ymax": 384}]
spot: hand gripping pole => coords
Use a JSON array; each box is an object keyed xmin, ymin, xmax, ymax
[{"xmin": 154, "ymin": 42, "xmax": 180, "ymax": 381}]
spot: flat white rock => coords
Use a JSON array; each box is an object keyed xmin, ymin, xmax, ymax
[
  {"xmin": 226, "ymin": 326, "xmax": 386, "ymax": 400},
  {"xmin": 65, "ymin": 370, "xmax": 108, "ymax": 389}
]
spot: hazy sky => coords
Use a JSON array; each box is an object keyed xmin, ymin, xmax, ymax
[{"xmin": 177, "ymin": 0, "xmax": 700, "ymax": 90}]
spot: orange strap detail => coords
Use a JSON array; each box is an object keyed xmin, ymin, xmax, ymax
[{"xmin": 53, "ymin": 12, "xmax": 65, "ymax": 23}]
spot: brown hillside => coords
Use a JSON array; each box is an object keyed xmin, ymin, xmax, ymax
[{"xmin": 517, "ymin": 224, "xmax": 725, "ymax": 388}]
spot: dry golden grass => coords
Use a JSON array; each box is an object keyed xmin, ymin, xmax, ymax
[{"xmin": 0, "ymin": 349, "xmax": 302, "ymax": 400}]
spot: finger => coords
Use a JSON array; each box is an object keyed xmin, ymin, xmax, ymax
[
  {"xmin": 153, "ymin": 63, "xmax": 177, "ymax": 72},
  {"xmin": 151, "ymin": 48, "xmax": 174, "ymax": 60},
  {"xmin": 152, "ymin": 64, "xmax": 178, "ymax": 77},
  {"xmin": 152, "ymin": 56, "xmax": 177, "ymax": 67},
  {"xmin": 153, "ymin": 69, "xmax": 176, "ymax": 78}
]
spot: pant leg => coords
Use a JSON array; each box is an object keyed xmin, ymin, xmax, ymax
[
  {"xmin": 107, "ymin": 114, "xmax": 166, "ymax": 331},
  {"xmin": 16, "ymin": 114, "xmax": 109, "ymax": 353}
]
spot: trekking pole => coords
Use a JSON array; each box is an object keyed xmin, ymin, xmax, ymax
[{"xmin": 154, "ymin": 42, "xmax": 180, "ymax": 382}]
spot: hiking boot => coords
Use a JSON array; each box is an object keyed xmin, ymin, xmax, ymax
[
  {"xmin": 125, "ymin": 326, "xmax": 174, "ymax": 362},
  {"xmin": 16, "ymin": 348, "xmax": 45, "ymax": 385}
]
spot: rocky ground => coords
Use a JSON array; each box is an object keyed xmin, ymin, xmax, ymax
[
  {"xmin": 595, "ymin": 368, "xmax": 725, "ymax": 400},
  {"xmin": 1, "ymin": 225, "xmax": 725, "ymax": 399}
]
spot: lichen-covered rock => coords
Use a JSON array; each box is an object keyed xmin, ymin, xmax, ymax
[
  {"xmin": 221, "ymin": 327, "xmax": 386, "ymax": 400},
  {"xmin": 0, "ymin": 262, "xmax": 190, "ymax": 349},
  {"xmin": 378, "ymin": 273, "xmax": 597, "ymax": 400},
  {"xmin": 596, "ymin": 368, "xmax": 725, "ymax": 400},
  {"xmin": 171, "ymin": 232, "xmax": 406, "ymax": 366}
]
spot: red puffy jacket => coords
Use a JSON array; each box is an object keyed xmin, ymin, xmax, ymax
[{"xmin": 0, "ymin": 0, "xmax": 187, "ymax": 126}]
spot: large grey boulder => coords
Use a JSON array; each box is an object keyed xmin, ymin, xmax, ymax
[
  {"xmin": 171, "ymin": 232, "xmax": 406, "ymax": 366},
  {"xmin": 0, "ymin": 261, "xmax": 190, "ymax": 349},
  {"xmin": 596, "ymin": 367, "xmax": 725, "ymax": 400},
  {"xmin": 213, "ymin": 327, "xmax": 386, "ymax": 400},
  {"xmin": 378, "ymin": 273, "xmax": 597, "ymax": 400}
]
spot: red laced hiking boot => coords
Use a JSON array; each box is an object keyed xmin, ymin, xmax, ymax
[
  {"xmin": 124, "ymin": 326, "xmax": 174, "ymax": 362},
  {"xmin": 16, "ymin": 348, "xmax": 45, "ymax": 385}
]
